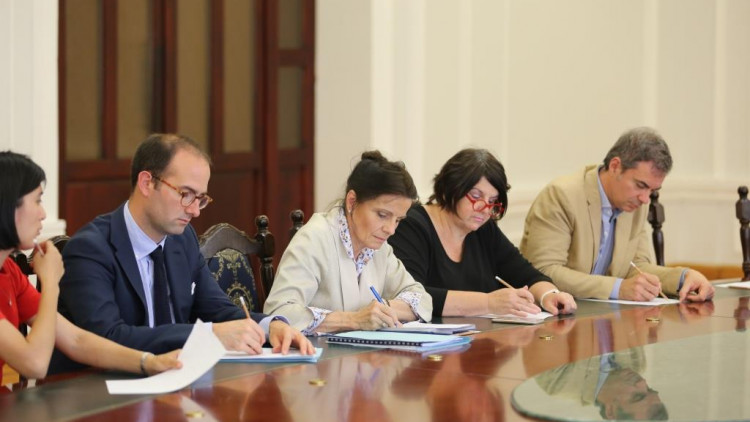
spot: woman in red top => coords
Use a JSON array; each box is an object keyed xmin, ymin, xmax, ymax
[{"xmin": 0, "ymin": 151, "xmax": 181, "ymax": 386}]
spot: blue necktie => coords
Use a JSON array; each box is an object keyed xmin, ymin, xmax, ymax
[{"xmin": 150, "ymin": 246, "xmax": 172, "ymax": 326}]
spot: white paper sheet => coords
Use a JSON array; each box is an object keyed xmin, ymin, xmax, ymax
[
  {"xmin": 106, "ymin": 319, "xmax": 224, "ymax": 395},
  {"xmin": 717, "ymin": 281, "xmax": 750, "ymax": 289},
  {"xmin": 579, "ymin": 297, "xmax": 679, "ymax": 306},
  {"xmin": 476, "ymin": 312, "xmax": 552, "ymax": 321},
  {"xmin": 476, "ymin": 311, "xmax": 553, "ymax": 325}
]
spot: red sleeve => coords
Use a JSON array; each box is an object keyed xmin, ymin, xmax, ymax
[{"xmin": 6, "ymin": 260, "xmax": 41, "ymax": 323}]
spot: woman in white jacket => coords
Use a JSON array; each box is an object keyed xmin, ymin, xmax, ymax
[{"xmin": 264, "ymin": 151, "xmax": 432, "ymax": 334}]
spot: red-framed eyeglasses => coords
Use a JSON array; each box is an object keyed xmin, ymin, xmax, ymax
[{"xmin": 465, "ymin": 193, "xmax": 505, "ymax": 219}]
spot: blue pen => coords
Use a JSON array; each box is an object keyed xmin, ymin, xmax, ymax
[{"xmin": 369, "ymin": 285, "xmax": 386, "ymax": 305}]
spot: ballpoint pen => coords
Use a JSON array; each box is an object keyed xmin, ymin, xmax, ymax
[
  {"xmin": 369, "ymin": 285, "xmax": 386, "ymax": 305},
  {"xmin": 630, "ymin": 261, "xmax": 668, "ymax": 299}
]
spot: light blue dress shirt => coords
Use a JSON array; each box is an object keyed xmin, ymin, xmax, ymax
[
  {"xmin": 591, "ymin": 170, "xmax": 623, "ymax": 299},
  {"xmin": 123, "ymin": 202, "xmax": 282, "ymax": 335},
  {"xmin": 592, "ymin": 171, "xmax": 687, "ymax": 298},
  {"xmin": 123, "ymin": 201, "xmax": 171, "ymax": 327}
]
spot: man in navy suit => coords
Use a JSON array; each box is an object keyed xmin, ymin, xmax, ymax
[{"xmin": 58, "ymin": 134, "xmax": 313, "ymax": 356}]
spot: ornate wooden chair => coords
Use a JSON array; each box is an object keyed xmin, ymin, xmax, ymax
[
  {"xmin": 289, "ymin": 209, "xmax": 305, "ymax": 241},
  {"xmin": 648, "ymin": 191, "xmax": 666, "ymax": 266},
  {"xmin": 199, "ymin": 218, "xmax": 275, "ymax": 312},
  {"xmin": 737, "ymin": 186, "xmax": 750, "ymax": 281}
]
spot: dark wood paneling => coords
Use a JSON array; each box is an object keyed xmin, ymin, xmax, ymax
[
  {"xmin": 102, "ymin": 0, "xmax": 117, "ymax": 158},
  {"xmin": 209, "ymin": 0, "xmax": 224, "ymax": 157},
  {"xmin": 163, "ymin": 0, "xmax": 177, "ymax": 131},
  {"xmin": 261, "ymin": 0, "xmax": 280, "ymax": 258},
  {"xmin": 59, "ymin": 0, "xmax": 315, "ymax": 259},
  {"xmin": 195, "ymin": 169, "xmax": 262, "ymax": 237},
  {"xmin": 64, "ymin": 182, "xmax": 132, "ymax": 235}
]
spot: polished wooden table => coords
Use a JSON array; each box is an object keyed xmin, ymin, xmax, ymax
[{"xmin": 2, "ymin": 287, "xmax": 748, "ymax": 422}]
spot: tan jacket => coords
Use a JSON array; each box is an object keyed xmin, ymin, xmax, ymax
[
  {"xmin": 520, "ymin": 165, "xmax": 685, "ymax": 299},
  {"xmin": 264, "ymin": 207, "xmax": 432, "ymax": 331}
]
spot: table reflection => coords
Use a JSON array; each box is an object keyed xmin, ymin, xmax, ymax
[
  {"xmin": 273, "ymin": 352, "xmax": 400, "ymax": 422},
  {"xmin": 734, "ymin": 297, "xmax": 750, "ymax": 331},
  {"xmin": 525, "ymin": 349, "xmax": 666, "ymax": 421},
  {"xmin": 514, "ymin": 320, "xmax": 750, "ymax": 421},
  {"xmin": 515, "ymin": 314, "xmax": 668, "ymax": 421},
  {"xmin": 399, "ymin": 338, "xmax": 510, "ymax": 422}
]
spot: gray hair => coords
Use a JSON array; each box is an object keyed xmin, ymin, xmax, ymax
[{"xmin": 603, "ymin": 127, "xmax": 673, "ymax": 173}]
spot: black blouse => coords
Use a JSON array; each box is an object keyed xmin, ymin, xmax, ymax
[{"xmin": 389, "ymin": 204, "xmax": 551, "ymax": 316}]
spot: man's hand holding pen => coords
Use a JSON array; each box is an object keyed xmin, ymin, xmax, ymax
[{"xmin": 619, "ymin": 262, "xmax": 664, "ymax": 301}]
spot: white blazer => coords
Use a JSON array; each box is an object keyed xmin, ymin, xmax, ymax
[{"xmin": 264, "ymin": 207, "xmax": 432, "ymax": 330}]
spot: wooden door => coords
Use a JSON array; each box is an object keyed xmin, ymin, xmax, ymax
[{"xmin": 59, "ymin": 0, "xmax": 314, "ymax": 261}]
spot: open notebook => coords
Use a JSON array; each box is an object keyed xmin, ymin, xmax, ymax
[{"xmin": 326, "ymin": 331, "xmax": 471, "ymax": 352}]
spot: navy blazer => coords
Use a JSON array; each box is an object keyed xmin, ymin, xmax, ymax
[{"xmin": 58, "ymin": 203, "xmax": 263, "ymax": 354}]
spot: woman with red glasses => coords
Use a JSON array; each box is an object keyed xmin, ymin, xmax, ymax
[{"xmin": 389, "ymin": 148, "xmax": 576, "ymax": 318}]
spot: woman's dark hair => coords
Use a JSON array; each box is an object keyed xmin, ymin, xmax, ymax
[
  {"xmin": 0, "ymin": 151, "xmax": 46, "ymax": 249},
  {"xmin": 428, "ymin": 148, "xmax": 510, "ymax": 220},
  {"xmin": 345, "ymin": 151, "xmax": 418, "ymax": 204}
]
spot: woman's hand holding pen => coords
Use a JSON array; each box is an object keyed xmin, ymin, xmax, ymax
[
  {"xmin": 352, "ymin": 301, "xmax": 401, "ymax": 330},
  {"xmin": 487, "ymin": 287, "xmax": 540, "ymax": 316}
]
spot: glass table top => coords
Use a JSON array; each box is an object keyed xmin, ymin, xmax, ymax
[{"xmin": 512, "ymin": 329, "xmax": 750, "ymax": 421}]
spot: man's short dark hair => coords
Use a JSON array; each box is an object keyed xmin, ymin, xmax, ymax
[
  {"xmin": 0, "ymin": 151, "xmax": 46, "ymax": 249},
  {"xmin": 130, "ymin": 133, "xmax": 211, "ymax": 190},
  {"xmin": 603, "ymin": 127, "xmax": 673, "ymax": 174}
]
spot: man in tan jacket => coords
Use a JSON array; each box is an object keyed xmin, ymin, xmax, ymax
[{"xmin": 520, "ymin": 127, "xmax": 714, "ymax": 302}]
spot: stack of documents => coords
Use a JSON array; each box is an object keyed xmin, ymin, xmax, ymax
[
  {"xmin": 221, "ymin": 347, "xmax": 323, "ymax": 363},
  {"xmin": 379, "ymin": 321, "xmax": 476, "ymax": 334},
  {"xmin": 326, "ymin": 330, "xmax": 471, "ymax": 353}
]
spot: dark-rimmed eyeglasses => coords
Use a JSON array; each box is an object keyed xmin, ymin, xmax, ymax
[
  {"xmin": 465, "ymin": 193, "xmax": 505, "ymax": 219},
  {"xmin": 151, "ymin": 174, "xmax": 213, "ymax": 209}
]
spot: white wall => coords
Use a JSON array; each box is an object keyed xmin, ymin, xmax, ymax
[
  {"xmin": 3, "ymin": 0, "xmax": 749, "ymax": 265},
  {"xmin": 316, "ymin": 0, "xmax": 750, "ymax": 266},
  {"xmin": 0, "ymin": 0, "xmax": 65, "ymax": 239}
]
